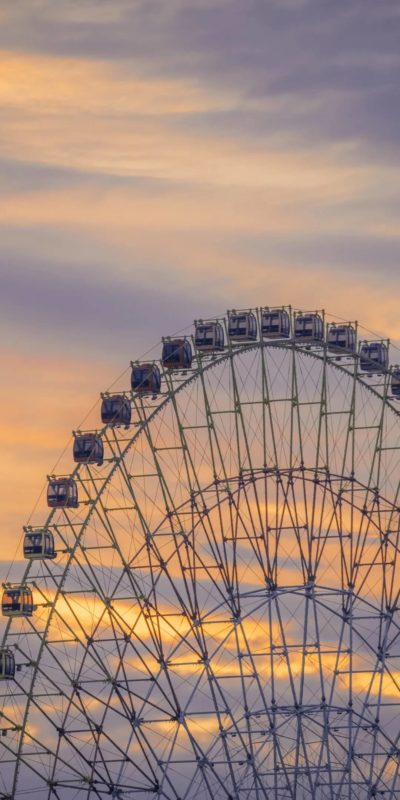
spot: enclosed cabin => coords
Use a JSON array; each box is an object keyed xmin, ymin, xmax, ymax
[
  {"xmin": 0, "ymin": 649, "xmax": 15, "ymax": 680},
  {"xmin": 47, "ymin": 477, "xmax": 78, "ymax": 509},
  {"xmin": 162, "ymin": 338, "xmax": 192, "ymax": 370},
  {"xmin": 73, "ymin": 433, "xmax": 104, "ymax": 466},
  {"xmin": 2, "ymin": 586, "xmax": 34, "ymax": 617},
  {"xmin": 131, "ymin": 363, "xmax": 161, "ymax": 396},
  {"xmin": 294, "ymin": 313, "xmax": 324, "ymax": 345},
  {"xmin": 194, "ymin": 321, "xmax": 224, "ymax": 352},
  {"xmin": 359, "ymin": 341, "xmax": 388, "ymax": 374},
  {"xmin": 327, "ymin": 323, "xmax": 356, "ymax": 355},
  {"xmin": 101, "ymin": 394, "xmax": 131, "ymax": 428},
  {"xmin": 261, "ymin": 308, "xmax": 290, "ymax": 339},
  {"xmin": 23, "ymin": 529, "xmax": 55, "ymax": 560},
  {"xmin": 391, "ymin": 367, "xmax": 400, "ymax": 398},
  {"xmin": 227, "ymin": 311, "xmax": 257, "ymax": 343}
]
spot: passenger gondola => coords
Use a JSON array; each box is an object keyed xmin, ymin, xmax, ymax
[
  {"xmin": 391, "ymin": 367, "xmax": 400, "ymax": 398},
  {"xmin": 194, "ymin": 321, "xmax": 224, "ymax": 352},
  {"xmin": 2, "ymin": 586, "xmax": 34, "ymax": 617},
  {"xmin": 294, "ymin": 313, "xmax": 324, "ymax": 344},
  {"xmin": 228, "ymin": 311, "xmax": 257, "ymax": 342},
  {"xmin": 359, "ymin": 342, "xmax": 388, "ymax": 373},
  {"xmin": 261, "ymin": 308, "xmax": 290, "ymax": 339},
  {"xmin": 23, "ymin": 529, "xmax": 56, "ymax": 560},
  {"xmin": 131, "ymin": 363, "xmax": 161, "ymax": 395},
  {"xmin": 47, "ymin": 477, "xmax": 78, "ymax": 508},
  {"xmin": 162, "ymin": 338, "xmax": 192, "ymax": 370},
  {"xmin": 73, "ymin": 434, "xmax": 104, "ymax": 466},
  {"xmin": 0, "ymin": 649, "xmax": 15, "ymax": 680},
  {"xmin": 101, "ymin": 395, "xmax": 131, "ymax": 427},
  {"xmin": 327, "ymin": 323, "xmax": 356, "ymax": 354}
]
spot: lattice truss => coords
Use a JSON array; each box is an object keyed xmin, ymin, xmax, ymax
[{"xmin": 2, "ymin": 336, "xmax": 400, "ymax": 799}]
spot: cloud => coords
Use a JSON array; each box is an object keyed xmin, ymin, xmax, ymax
[
  {"xmin": 0, "ymin": 242, "xmax": 222, "ymax": 355},
  {"xmin": 3, "ymin": 48, "xmax": 383, "ymax": 189},
  {"xmin": 0, "ymin": 50, "xmax": 238, "ymax": 118},
  {"xmin": 1, "ymin": 0, "xmax": 399, "ymax": 157}
]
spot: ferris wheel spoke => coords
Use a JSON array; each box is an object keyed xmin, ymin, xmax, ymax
[
  {"xmin": 289, "ymin": 348, "xmax": 318, "ymax": 600},
  {"xmin": 136, "ymin": 406, "xmax": 210, "ymax": 616},
  {"xmin": 224, "ymin": 350, "xmax": 268, "ymax": 543},
  {"xmin": 259, "ymin": 342, "xmax": 279, "ymax": 471},
  {"xmin": 333, "ymin": 623, "xmax": 390, "ymax": 796},
  {"xmin": 194, "ymin": 360, "xmax": 243, "ymax": 600},
  {"xmin": 366, "ymin": 371, "xmax": 391, "ymax": 494},
  {"xmin": 162, "ymin": 368, "xmax": 214, "ymax": 504},
  {"xmin": 236, "ymin": 605, "xmax": 296, "ymax": 799},
  {"xmin": 271, "ymin": 472, "xmax": 310, "ymax": 585},
  {"xmin": 229, "ymin": 624, "xmax": 267, "ymax": 800},
  {"xmin": 271, "ymin": 592, "xmax": 312, "ymax": 790},
  {"xmin": 162, "ymin": 366, "xmax": 262, "ymax": 612},
  {"xmin": 310, "ymin": 590, "xmax": 337, "ymax": 797}
]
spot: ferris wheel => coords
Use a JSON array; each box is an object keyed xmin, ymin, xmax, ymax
[{"xmin": 2, "ymin": 306, "xmax": 400, "ymax": 799}]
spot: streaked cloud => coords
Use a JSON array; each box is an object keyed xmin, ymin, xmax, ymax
[{"xmin": 1, "ymin": 0, "xmax": 400, "ymax": 612}]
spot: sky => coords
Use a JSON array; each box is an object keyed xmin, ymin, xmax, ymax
[{"xmin": 1, "ymin": 0, "xmax": 400, "ymax": 562}]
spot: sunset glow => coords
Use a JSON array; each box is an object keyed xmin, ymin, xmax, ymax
[{"xmin": 2, "ymin": 3, "xmax": 400, "ymax": 798}]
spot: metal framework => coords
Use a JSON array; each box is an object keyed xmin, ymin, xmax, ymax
[{"xmin": 2, "ymin": 307, "xmax": 400, "ymax": 799}]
